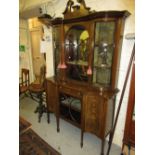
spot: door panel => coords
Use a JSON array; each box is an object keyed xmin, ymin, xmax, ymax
[{"xmin": 83, "ymin": 93, "xmax": 107, "ymax": 138}]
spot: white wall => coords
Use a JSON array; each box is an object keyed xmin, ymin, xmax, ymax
[
  {"xmin": 42, "ymin": 25, "xmax": 54, "ymax": 77},
  {"xmin": 19, "ymin": 0, "xmax": 52, "ymax": 11},
  {"xmin": 28, "ymin": 18, "xmax": 54, "ymax": 78},
  {"xmin": 19, "ymin": 19, "xmax": 34, "ymax": 82}
]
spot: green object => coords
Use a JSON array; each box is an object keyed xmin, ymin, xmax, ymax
[{"xmin": 19, "ymin": 45, "xmax": 25, "ymax": 52}]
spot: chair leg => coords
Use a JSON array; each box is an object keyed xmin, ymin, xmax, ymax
[
  {"xmin": 29, "ymin": 91, "xmax": 34, "ymax": 99},
  {"xmin": 35, "ymin": 92, "xmax": 47, "ymax": 123},
  {"xmin": 38, "ymin": 92, "xmax": 43, "ymax": 123}
]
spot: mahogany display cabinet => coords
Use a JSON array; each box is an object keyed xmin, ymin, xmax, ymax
[{"xmin": 42, "ymin": 0, "xmax": 130, "ymax": 154}]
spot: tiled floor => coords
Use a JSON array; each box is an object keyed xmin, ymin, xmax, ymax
[{"xmin": 19, "ymin": 97, "xmax": 121, "ymax": 155}]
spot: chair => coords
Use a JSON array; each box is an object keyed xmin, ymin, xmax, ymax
[
  {"xmin": 29, "ymin": 65, "xmax": 47, "ymax": 122},
  {"xmin": 19, "ymin": 68, "xmax": 30, "ymax": 98}
]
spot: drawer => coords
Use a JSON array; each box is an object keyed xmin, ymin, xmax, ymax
[{"xmin": 59, "ymin": 85, "xmax": 82, "ymax": 98}]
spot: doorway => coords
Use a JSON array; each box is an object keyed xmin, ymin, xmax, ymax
[{"xmin": 29, "ymin": 22, "xmax": 45, "ymax": 82}]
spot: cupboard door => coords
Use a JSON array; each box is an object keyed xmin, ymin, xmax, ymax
[
  {"xmin": 83, "ymin": 93, "xmax": 107, "ymax": 138},
  {"xmin": 46, "ymin": 79, "xmax": 57, "ymax": 113},
  {"xmin": 93, "ymin": 21, "xmax": 116, "ymax": 86}
]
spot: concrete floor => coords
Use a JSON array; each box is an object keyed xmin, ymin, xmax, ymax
[{"xmin": 19, "ymin": 97, "xmax": 121, "ymax": 155}]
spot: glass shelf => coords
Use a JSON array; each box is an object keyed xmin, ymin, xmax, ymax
[
  {"xmin": 93, "ymin": 65, "xmax": 111, "ymax": 69},
  {"xmin": 67, "ymin": 60, "xmax": 88, "ymax": 66}
]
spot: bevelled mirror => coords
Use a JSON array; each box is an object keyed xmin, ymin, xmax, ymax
[{"xmin": 65, "ymin": 25, "xmax": 89, "ymax": 81}]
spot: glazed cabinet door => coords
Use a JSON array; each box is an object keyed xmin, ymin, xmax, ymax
[
  {"xmin": 83, "ymin": 92, "xmax": 107, "ymax": 138},
  {"xmin": 93, "ymin": 21, "xmax": 116, "ymax": 87},
  {"xmin": 46, "ymin": 79, "xmax": 57, "ymax": 113}
]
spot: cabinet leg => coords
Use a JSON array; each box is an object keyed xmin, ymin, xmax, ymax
[
  {"xmin": 81, "ymin": 130, "xmax": 83, "ymax": 148},
  {"xmin": 101, "ymin": 139, "xmax": 105, "ymax": 155},
  {"xmin": 108, "ymin": 132, "xmax": 113, "ymax": 145},
  {"xmin": 56, "ymin": 116, "xmax": 60, "ymax": 132},
  {"xmin": 120, "ymin": 143, "xmax": 125, "ymax": 155},
  {"xmin": 47, "ymin": 112, "xmax": 50, "ymax": 124},
  {"xmin": 38, "ymin": 112, "xmax": 42, "ymax": 123},
  {"xmin": 127, "ymin": 145, "xmax": 131, "ymax": 155}
]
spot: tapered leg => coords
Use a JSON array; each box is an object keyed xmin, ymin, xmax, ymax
[
  {"xmin": 108, "ymin": 132, "xmax": 113, "ymax": 145},
  {"xmin": 120, "ymin": 143, "xmax": 125, "ymax": 155},
  {"xmin": 101, "ymin": 138, "xmax": 105, "ymax": 155},
  {"xmin": 127, "ymin": 145, "xmax": 131, "ymax": 155},
  {"xmin": 56, "ymin": 115, "xmax": 60, "ymax": 132},
  {"xmin": 47, "ymin": 112, "xmax": 50, "ymax": 123},
  {"xmin": 81, "ymin": 130, "xmax": 84, "ymax": 148},
  {"xmin": 38, "ymin": 111, "xmax": 42, "ymax": 123}
]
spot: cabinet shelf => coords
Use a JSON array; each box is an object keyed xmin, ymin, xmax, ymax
[
  {"xmin": 67, "ymin": 60, "xmax": 88, "ymax": 66},
  {"xmin": 60, "ymin": 113, "xmax": 81, "ymax": 128},
  {"xmin": 60, "ymin": 101, "xmax": 81, "ymax": 126},
  {"xmin": 94, "ymin": 43, "xmax": 114, "ymax": 47},
  {"xmin": 93, "ymin": 65, "xmax": 111, "ymax": 69},
  {"xmin": 60, "ymin": 97, "xmax": 81, "ymax": 112}
]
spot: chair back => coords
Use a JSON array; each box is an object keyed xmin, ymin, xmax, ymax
[
  {"xmin": 21, "ymin": 68, "xmax": 30, "ymax": 87},
  {"xmin": 30, "ymin": 65, "xmax": 46, "ymax": 89}
]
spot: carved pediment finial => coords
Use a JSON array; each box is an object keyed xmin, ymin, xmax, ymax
[
  {"xmin": 63, "ymin": 0, "xmax": 74, "ymax": 15},
  {"xmin": 63, "ymin": 0, "xmax": 91, "ymax": 19},
  {"xmin": 77, "ymin": 0, "xmax": 87, "ymax": 8},
  {"xmin": 77, "ymin": 0, "xmax": 90, "ymax": 13}
]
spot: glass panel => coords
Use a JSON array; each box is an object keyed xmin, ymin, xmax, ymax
[
  {"xmin": 65, "ymin": 26, "xmax": 89, "ymax": 81},
  {"xmin": 93, "ymin": 21, "xmax": 115, "ymax": 86},
  {"xmin": 93, "ymin": 67, "xmax": 111, "ymax": 85},
  {"xmin": 53, "ymin": 26, "xmax": 61, "ymax": 75},
  {"xmin": 95, "ymin": 21, "xmax": 115, "ymax": 45}
]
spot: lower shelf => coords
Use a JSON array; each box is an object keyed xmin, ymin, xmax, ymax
[{"xmin": 60, "ymin": 104, "xmax": 81, "ymax": 127}]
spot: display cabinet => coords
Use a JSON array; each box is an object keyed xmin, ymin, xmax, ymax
[
  {"xmin": 51, "ymin": 0, "xmax": 130, "ymax": 89},
  {"xmin": 41, "ymin": 0, "xmax": 130, "ymax": 155}
]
